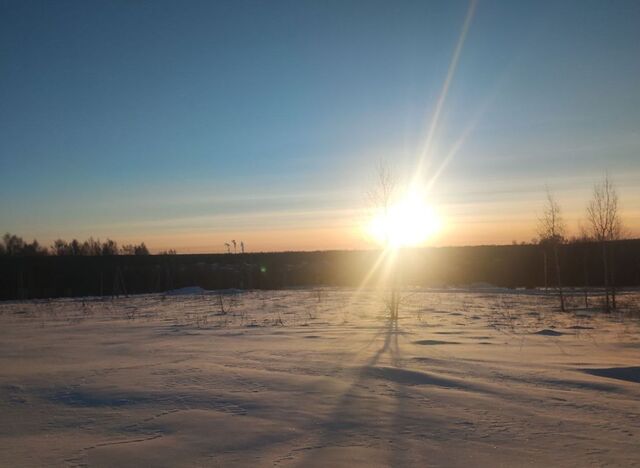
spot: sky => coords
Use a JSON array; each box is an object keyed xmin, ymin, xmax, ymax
[{"xmin": 1, "ymin": 0, "xmax": 639, "ymax": 253}]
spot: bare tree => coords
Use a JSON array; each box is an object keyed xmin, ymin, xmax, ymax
[
  {"xmin": 121, "ymin": 244, "xmax": 136, "ymax": 255},
  {"xmin": 369, "ymin": 162, "xmax": 401, "ymax": 320},
  {"xmin": 240, "ymin": 241, "xmax": 245, "ymax": 254},
  {"xmin": 537, "ymin": 188, "xmax": 566, "ymax": 311},
  {"xmin": 101, "ymin": 239, "xmax": 119, "ymax": 256},
  {"xmin": 586, "ymin": 174, "xmax": 622, "ymax": 311},
  {"xmin": 224, "ymin": 242, "xmax": 231, "ymax": 254},
  {"xmin": 1, "ymin": 233, "xmax": 47, "ymax": 256},
  {"xmin": 232, "ymin": 239, "xmax": 237, "ymax": 254},
  {"xmin": 121, "ymin": 242, "xmax": 150, "ymax": 255},
  {"xmin": 368, "ymin": 162, "xmax": 397, "ymax": 241},
  {"xmin": 3, "ymin": 233, "xmax": 25, "ymax": 255},
  {"xmin": 83, "ymin": 237, "xmax": 103, "ymax": 256}
]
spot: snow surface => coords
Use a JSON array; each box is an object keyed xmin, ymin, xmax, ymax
[{"xmin": 1, "ymin": 289, "xmax": 639, "ymax": 467}]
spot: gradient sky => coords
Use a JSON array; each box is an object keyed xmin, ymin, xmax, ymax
[{"xmin": 1, "ymin": 0, "xmax": 639, "ymax": 252}]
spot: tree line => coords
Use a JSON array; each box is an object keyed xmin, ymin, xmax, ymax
[{"xmin": 0, "ymin": 234, "xmax": 150, "ymax": 256}]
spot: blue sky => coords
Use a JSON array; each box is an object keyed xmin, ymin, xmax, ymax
[{"xmin": 1, "ymin": 0, "xmax": 639, "ymax": 252}]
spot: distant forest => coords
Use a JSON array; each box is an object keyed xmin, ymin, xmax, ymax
[
  {"xmin": 1, "ymin": 236, "xmax": 639, "ymax": 300},
  {"xmin": 0, "ymin": 233, "xmax": 155, "ymax": 256}
]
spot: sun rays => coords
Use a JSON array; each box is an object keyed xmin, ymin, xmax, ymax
[
  {"xmin": 413, "ymin": 0, "xmax": 478, "ymax": 183},
  {"xmin": 351, "ymin": 0, "xmax": 477, "ymax": 306}
]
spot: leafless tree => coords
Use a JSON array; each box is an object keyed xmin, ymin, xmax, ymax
[
  {"xmin": 232, "ymin": 239, "xmax": 237, "ymax": 254},
  {"xmin": 537, "ymin": 188, "xmax": 566, "ymax": 311},
  {"xmin": 1, "ymin": 233, "xmax": 47, "ymax": 256},
  {"xmin": 101, "ymin": 239, "xmax": 119, "ymax": 256},
  {"xmin": 83, "ymin": 237, "xmax": 103, "ymax": 256},
  {"xmin": 3, "ymin": 233, "xmax": 25, "ymax": 255},
  {"xmin": 368, "ymin": 162, "xmax": 396, "ymax": 225},
  {"xmin": 224, "ymin": 242, "xmax": 231, "ymax": 254},
  {"xmin": 121, "ymin": 244, "xmax": 136, "ymax": 255},
  {"xmin": 121, "ymin": 242, "xmax": 150, "ymax": 255},
  {"xmin": 586, "ymin": 173, "xmax": 623, "ymax": 311},
  {"xmin": 369, "ymin": 162, "xmax": 401, "ymax": 320}
]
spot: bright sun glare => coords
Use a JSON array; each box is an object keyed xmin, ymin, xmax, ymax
[{"xmin": 367, "ymin": 190, "xmax": 442, "ymax": 248}]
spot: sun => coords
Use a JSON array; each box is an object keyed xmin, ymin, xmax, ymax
[{"xmin": 366, "ymin": 189, "xmax": 442, "ymax": 248}]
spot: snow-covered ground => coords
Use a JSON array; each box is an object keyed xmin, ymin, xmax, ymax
[{"xmin": 1, "ymin": 289, "xmax": 639, "ymax": 467}]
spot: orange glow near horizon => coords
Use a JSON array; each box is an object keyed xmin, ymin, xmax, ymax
[{"xmin": 27, "ymin": 191, "xmax": 639, "ymax": 254}]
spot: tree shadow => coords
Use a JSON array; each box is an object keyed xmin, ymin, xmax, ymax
[{"xmin": 295, "ymin": 317, "xmax": 413, "ymax": 466}]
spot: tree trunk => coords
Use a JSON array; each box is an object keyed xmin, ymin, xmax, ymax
[
  {"xmin": 602, "ymin": 242, "xmax": 610, "ymax": 312},
  {"xmin": 583, "ymin": 251, "xmax": 589, "ymax": 309},
  {"xmin": 610, "ymin": 246, "xmax": 616, "ymax": 310},
  {"xmin": 543, "ymin": 250, "xmax": 548, "ymax": 292},
  {"xmin": 553, "ymin": 243, "xmax": 565, "ymax": 311},
  {"xmin": 391, "ymin": 263, "xmax": 400, "ymax": 321}
]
